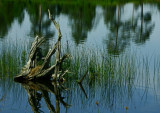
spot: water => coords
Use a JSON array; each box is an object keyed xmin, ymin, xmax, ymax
[{"xmin": 0, "ymin": 1, "xmax": 160, "ymax": 113}]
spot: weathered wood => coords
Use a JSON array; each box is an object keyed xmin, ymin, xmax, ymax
[
  {"xmin": 14, "ymin": 36, "xmax": 45, "ymax": 81},
  {"xmin": 14, "ymin": 9, "xmax": 70, "ymax": 82},
  {"xmin": 53, "ymin": 40, "xmax": 61, "ymax": 80},
  {"xmin": 48, "ymin": 9, "xmax": 62, "ymax": 80},
  {"xmin": 48, "ymin": 9, "xmax": 62, "ymax": 40},
  {"xmin": 28, "ymin": 54, "xmax": 70, "ymax": 80},
  {"xmin": 29, "ymin": 36, "xmax": 45, "ymax": 68},
  {"xmin": 40, "ymin": 42, "xmax": 58, "ymax": 71}
]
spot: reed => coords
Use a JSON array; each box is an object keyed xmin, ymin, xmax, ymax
[
  {"xmin": 59, "ymin": 43, "xmax": 160, "ymax": 111},
  {"xmin": 61, "ymin": 43, "xmax": 137, "ymax": 85}
]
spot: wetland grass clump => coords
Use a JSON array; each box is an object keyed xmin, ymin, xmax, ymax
[
  {"xmin": 61, "ymin": 43, "xmax": 137, "ymax": 87},
  {"xmin": 61, "ymin": 42, "xmax": 160, "ymax": 101},
  {"xmin": 0, "ymin": 39, "xmax": 28, "ymax": 98},
  {"xmin": 0, "ymin": 38, "xmax": 29, "ymax": 78},
  {"xmin": 60, "ymin": 43, "xmax": 141, "ymax": 110},
  {"xmin": 60, "ymin": 43, "xmax": 160, "ymax": 110},
  {"xmin": 0, "ymin": 52, "xmax": 19, "ymax": 77}
]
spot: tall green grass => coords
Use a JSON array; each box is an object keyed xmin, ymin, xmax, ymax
[
  {"xmin": 0, "ymin": 37, "xmax": 30, "ymax": 101},
  {"xmin": 0, "ymin": 38, "xmax": 30, "ymax": 78},
  {"xmin": 61, "ymin": 42, "xmax": 160, "ymax": 91},
  {"xmin": 61, "ymin": 43, "xmax": 137, "ymax": 85},
  {"xmin": 59, "ymin": 43, "xmax": 160, "ymax": 110}
]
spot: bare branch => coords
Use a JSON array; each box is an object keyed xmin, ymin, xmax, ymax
[{"xmin": 77, "ymin": 70, "xmax": 88, "ymax": 84}]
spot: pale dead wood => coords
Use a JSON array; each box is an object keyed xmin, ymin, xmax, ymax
[
  {"xmin": 48, "ymin": 9, "xmax": 62, "ymax": 80},
  {"xmin": 14, "ymin": 9, "xmax": 69, "ymax": 83},
  {"xmin": 40, "ymin": 42, "xmax": 58, "ymax": 71},
  {"xmin": 28, "ymin": 54, "xmax": 69, "ymax": 80},
  {"xmin": 14, "ymin": 36, "xmax": 45, "ymax": 81}
]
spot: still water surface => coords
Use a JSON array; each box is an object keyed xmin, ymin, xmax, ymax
[{"xmin": 0, "ymin": 1, "xmax": 160, "ymax": 113}]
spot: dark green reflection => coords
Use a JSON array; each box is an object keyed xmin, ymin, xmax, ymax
[
  {"xmin": 0, "ymin": 1, "xmax": 25, "ymax": 37},
  {"xmin": 67, "ymin": 4, "xmax": 96, "ymax": 45},
  {"xmin": 103, "ymin": 4, "xmax": 154, "ymax": 55},
  {"xmin": 0, "ymin": 1, "xmax": 156, "ymax": 53},
  {"xmin": 132, "ymin": 4, "xmax": 155, "ymax": 44}
]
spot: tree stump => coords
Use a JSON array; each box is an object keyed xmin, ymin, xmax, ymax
[{"xmin": 14, "ymin": 9, "xmax": 69, "ymax": 82}]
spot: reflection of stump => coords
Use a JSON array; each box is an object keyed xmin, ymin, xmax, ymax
[
  {"xmin": 22, "ymin": 81, "xmax": 70, "ymax": 113},
  {"xmin": 14, "ymin": 9, "xmax": 69, "ymax": 82}
]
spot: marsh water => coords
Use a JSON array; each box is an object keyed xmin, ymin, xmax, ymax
[{"xmin": 1, "ymin": 1, "xmax": 160, "ymax": 113}]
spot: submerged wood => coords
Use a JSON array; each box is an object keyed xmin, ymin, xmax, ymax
[{"xmin": 14, "ymin": 9, "xmax": 69, "ymax": 82}]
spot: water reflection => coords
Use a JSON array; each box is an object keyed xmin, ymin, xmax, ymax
[
  {"xmin": 103, "ymin": 5, "xmax": 130, "ymax": 55},
  {"xmin": 19, "ymin": 80, "xmax": 70, "ymax": 113},
  {"xmin": 103, "ymin": 4, "xmax": 155, "ymax": 55},
  {"xmin": 26, "ymin": 3, "xmax": 55, "ymax": 38},
  {"xmin": 0, "ymin": 2, "xmax": 156, "ymax": 55},
  {"xmin": 0, "ymin": 1, "xmax": 160, "ymax": 113},
  {"xmin": 132, "ymin": 4, "xmax": 155, "ymax": 44},
  {"xmin": 67, "ymin": 4, "xmax": 96, "ymax": 45},
  {"xmin": 0, "ymin": 1, "xmax": 25, "ymax": 37}
]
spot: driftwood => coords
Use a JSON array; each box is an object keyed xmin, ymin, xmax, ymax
[{"xmin": 14, "ymin": 9, "xmax": 69, "ymax": 82}]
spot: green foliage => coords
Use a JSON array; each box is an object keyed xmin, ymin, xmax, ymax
[{"xmin": 1, "ymin": 0, "xmax": 160, "ymax": 5}]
